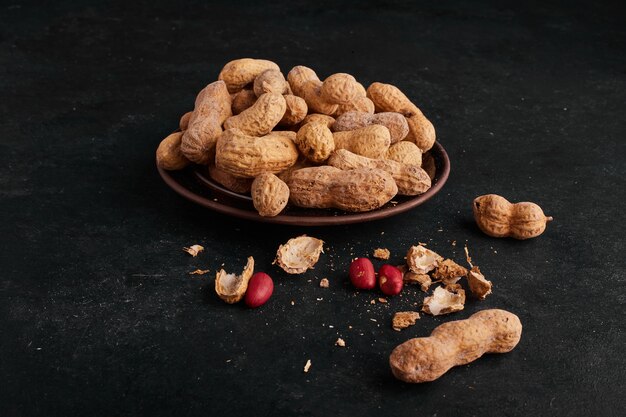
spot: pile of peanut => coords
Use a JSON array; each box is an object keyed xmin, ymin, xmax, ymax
[{"xmin": 156, "ymin": 58, "xmax": 438, "ymax": 216}]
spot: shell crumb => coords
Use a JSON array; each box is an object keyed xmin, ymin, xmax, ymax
[
  {"xmin": 304, "ymin": 359, "xmax": 312, "ymax": 373},
  {"xmin": 319, "ymin": 278, "xmax": 329, "ymax": 288},
  {"xmin": 183, "ymin": 244, "xmax": 204, "ymax": 257},
  {"xmin": 392, "ymin": 311, "xmax": 421, "ymax": 331},
  {"xmin": 335, "ymin": 338, "xmax": 346, "ymax": 347},
  {"xmin": 373, "ymin": 248, "xmax": 390, "ymax": 260},
  {"xmin": 189, "ymin": 269, "xmax": 210, "ymax": 275}
]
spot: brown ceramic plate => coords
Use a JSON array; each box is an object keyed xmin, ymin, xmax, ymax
[{"xmin": 157, "ymin": 141, "xmax": 450, "ymax": 226}]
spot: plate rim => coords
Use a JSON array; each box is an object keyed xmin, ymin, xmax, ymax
[{"xmin": 157, "ymin": 141, "xmax": 450, "ymax": 226}]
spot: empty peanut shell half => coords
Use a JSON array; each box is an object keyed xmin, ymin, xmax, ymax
[
  {"xmin": 406, "ymin": 245, "xmax": 443, "ymax": 274},
  {"xmin": 275, "ymin": 235, "xmax": 324, "ymax": 274},
  {"xmin": 422, "ymin": 285, "xmax": 465, "ymax": 316},
  {"xmin": 215, "ymin": 256, "xmax": 254, "ymax": 303}
]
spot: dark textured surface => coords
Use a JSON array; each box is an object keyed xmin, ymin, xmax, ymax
[{"xmin": 1, "ymin": 1, "xmax": 625, "ymax": 416}]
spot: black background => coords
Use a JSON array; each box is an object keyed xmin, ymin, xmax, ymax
[{"xmin": 1, "ymin": 1, "xmax": 625, "ymax": 416}]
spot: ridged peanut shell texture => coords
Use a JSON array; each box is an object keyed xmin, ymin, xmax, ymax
[
  {"xmin": 386, "ymin": 141, "xmax": 423, "ymax": 166},
  {"xmin": 390, "ymin": 309, "xmax": 522, "ymax": 383},
  {"xmin": 332, "ymin": 111, "xmax": 409, "ymax": 143},
  {"xmin": 251, "ymin": 173, "xmax": 290, "ymax": 217},
  {"xmin": 279, "ymin": 95, "xmax": 308, "ymax": 126},
  {"xmin": 328, "ymin": 149, "xmax": 430, "ymax": 196},
  {"xmin": 180, "ymin": 81, "xmax": 232, "ymax": 165},
  {"xmin": 302, "ymin": 114, "xmax": 335, "ymax": 129},
  {"xmin": 253, "ymin": 69, "xmax": 289, "ymax": 96},
  {"xmin": 287, "ymin": 166, "xmax": 398, "ymax": 212},
  {"xmin": 473, "ymin": 194, "xmax": 553, "ymax": 239},
  {"xmin": 333, "ymin": 125, "xmax": 391, "ymax": 159},
  {"xmin": 224, "ymin": 92, "xmax": 286, "ymax": 136},
  {"xmin": 287, "ymin": 66, "xmax": 338, "ymax": 116},
  {"xmin": 295, "ymin": 122, "xmax": 335, "ymax": 163},
  {"xmin": 367, "ymin": 82, "xmax": 436, "ymax": 152},
  {"xmin": 231, "ymin": 89, "xmax": 257, "ymax": 115},
  {"xmin": 320, "ymin": 73, "xmax": 359, "ymax": 105},
  {"xmin": 156, "ymin": 132, "xmax": 190, "ymax": 171},
  {"xmin": 218, "ymin": 58, "xmax": 280, "ymax": 93},
  {"xmin": 216, "ymin": 129, "xmax": 299, "ymax": 178}
]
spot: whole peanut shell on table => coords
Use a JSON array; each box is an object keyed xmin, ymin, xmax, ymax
[
  {"xmin": 473, "ymin": 194, "xmax": 553, "ymax": 239},
  {"xmin": 180, "ymin": 80, "xmax": 232, "ymax": 165},
  {"xmin": 218, "ymin": 58, "xmax": 280, "ymax": 93},
  {"xmin": 367, "ymin": 82, "xmax": 436, "ymax": 152},
  {"xmin": 251, "ymin": 173, "xmax": 290, "ymax": 217},
  {"xmin": 389, "ymin": 309, "xmax": 522, "ymax": 383},
  {"xmin": 287, "ymin": 66, "xmax": 339, "ymax": 116},
  {"xmin": 224, "ymin": 92, "xmax": 287, "ymax": 136},
  {"xmin": 215, "ymin": 129, "xmax": 299, "ymax": 178},
  {"xmin": 156, "ymin": 131, "xmax": 190, "ymax": 171},
  {"xmin": 328, "ymin": 149, "xmax": 431, "ymax": 196},
  {"xmin": 333, "ymin": 124, "xmax": 391, "ymax": 159},
  {"xmin": 332, "ymin": 111, "xmax": 409, "ymax": 143},
  {"xmin": 287, "ymin": 166, "xmax": 398, "ymax": 212},
  {"xmin": 295, "ymin": 122, "xmax": 335, "ymax": 163},
  {"xmin": 386, "ymin": 141, "xmax": 423, "ymax": 166}
]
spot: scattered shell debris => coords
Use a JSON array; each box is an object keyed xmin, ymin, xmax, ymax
[{"xmin": 392, "ymin": 311, "xmax": 421, "ymax": 331}]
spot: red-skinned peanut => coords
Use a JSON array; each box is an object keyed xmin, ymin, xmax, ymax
[
  {"xmin": 245, "ymin": 272, "xmax": 274, "ymax": 308},
  {"xmin": 379, "ymin": 264, "xmax": 403, "ymax": 296},
  {"xmin": 349, "ymin": 257, "xmax": 376, "ymax": 290}
]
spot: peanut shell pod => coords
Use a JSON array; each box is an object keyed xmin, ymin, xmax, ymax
[
  {"xmin": 216, "ymin": 129, "xmax": 299, "ymax": 178},
  {"xmin": 287, "ymin": 166, "xmax": 398, "ymax": 212}
]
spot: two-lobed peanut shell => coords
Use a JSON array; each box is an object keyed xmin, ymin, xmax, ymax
[
  {"xmin": 367, "ymin": 82, "xmax": 436, "ymax": 152},
  {"xmin": 218, "ymin": 58, "xmax": 280, "ymax": 93},
  {"xmin": 216, "ymin": 129, "xmax": 299, "ymax": 178},
  {"xmin": 327, "ymin": 149, "xmax": 431, "ymax": 196},
  {"xmin": 224, "ymin": 92, "xmax": 286, "ymax": 136},
  {"xmin": 287, "ymin": 166, "xmax": 398, "ymax": 212},
  {"xmin": 181, "ymin": 80, "xmax": 232, "ymax": 165}
]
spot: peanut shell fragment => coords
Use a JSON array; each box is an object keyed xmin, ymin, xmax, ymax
[
  {"xmin": 275, "ymin": 235, "xmax": 324, "ymax": 274},
  {"xmin": 392, "ymin": 311, "xmax": 421, "ymax": 331},
  {"xmin": 406, "ymin": 245, "xmax": 443, "ymax": 274},
  {"xmin": 215, "ymin": 256, "xmax": 254, "ymax": 304},
  {"xmin": 422, "ymin": 285, "xmax": 465, "ymax": 316}
]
